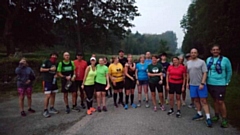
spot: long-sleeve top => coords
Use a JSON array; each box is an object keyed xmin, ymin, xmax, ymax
[{"xmin": 15, "ymin": 65, "xmax": 35, "ymax": 88}]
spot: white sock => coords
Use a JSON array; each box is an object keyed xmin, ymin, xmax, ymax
[
  {"xmin": 197, "ymin": 111, "xmax": 202, "ymax": 116},
  {"xmin": 206, "ymin": 114, "xmax": 210, "ymax": 119}
]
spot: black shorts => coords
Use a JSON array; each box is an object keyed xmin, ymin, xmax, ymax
[
  {"xmin": 43, "ymin": 81, "xmax": 58, "ymax": 94},
  {"xmin": 207, "ymin": 85, "xmax": 226, "ymax": 100},
  {"xmin": 61, "ymin": 79, "xmax": 77, "ymax": 93},
  {"xmin": 169, "ymin": 83, "xmax": 183, "ymax": 95},
  {"xmin": 138, "ymin": 80, "xmax": 148, "ymax": 85},
  {"xmin": 125, "ymin": 78, "xmax": 136, "ymax": 90},
  {"xmin": 162, "ymin": 77, "xmax": 167, "ymax": 86},
  {"xmin": 112, "ymin": 81, "xmax": 124, "ymax": 90},
  {"xmin": 75, "ymin": 80, "xmax": 84, "ymax": 92},
  {"xmin": 149, "ymin": 83, "xmax": 163, "ymax": 93},
  {"xmin": 95, "ymin": 82, "xmax": 106, "ymax": 92}
]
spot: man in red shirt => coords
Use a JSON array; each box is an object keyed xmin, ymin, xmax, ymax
[{"xmin": 74, "ymin": 52, "xmax": 88, "ymax": 109}]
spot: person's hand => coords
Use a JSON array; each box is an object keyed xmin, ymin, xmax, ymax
[
  {"xmin": 182, "ymin": 87, "xmax": 185, "ymax": 92},
  {"xmin": 66, "ymin": 76, "xmax": 71, "ymax": 81},
  {"xmin": 112, "ymin": 81, "xmax": 116, "ymax": 86},
  {"xmin": 105, "ymin": 84, "xmax": 110, "ymax": 90},
  {"xmin": 199, "ymin": 84, "xmax": 204, "ymax": 90},
  {"xmin": 136, "ymin": 80, "xmax": 139, "ymax": 85},
  {"xmin": 159, "ymin": 73, "xmax": 163, "ymax": 76},
  {"xmin": 25, "ymin": 80, "xmax": 31, "ymax": 84},
  {"xmin": 159, "ymin": 80, "xmax": 163, "ymax": 84},
  {"xmin": 166, "ymin": 85, "xmax": 169, "ymax": 91},
  {"xmin": 81, "ymin": 84, "xmax": 84, "ymax": 89},
  {"xmin": 50, "ymin": 66, "xmax": 56, "ymax": 71},
  {"xmin": 71, "ymin": 77, "xmax": 75, "ymax": 82},
  {"xmin": 130, "ymin": 77, "xmax": 134, "ymax": 81},
  {"xmin": 54, "ymin": 74, "xmax": 58, "ymax": 78},
  {"xmin": 186, "ymin": 83, "xmax": 189, "ymax": 89}
]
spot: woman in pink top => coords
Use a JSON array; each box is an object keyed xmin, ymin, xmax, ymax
[{"xmin": 166, "ymin": 57, "xmax": 186, "ymax": 118}]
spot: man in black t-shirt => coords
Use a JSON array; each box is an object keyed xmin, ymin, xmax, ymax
[
  {"xmin": 40, "ymin": 52, "xmax": 59, "ymax": 118},
  {"xmin": 118, "ymin": 50, "xmax": 127, "ymax": 67}
]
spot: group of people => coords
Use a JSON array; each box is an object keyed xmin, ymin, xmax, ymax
[{"xmin": 15, "ymin": 44, "xmax": 232, "ymax": 128}]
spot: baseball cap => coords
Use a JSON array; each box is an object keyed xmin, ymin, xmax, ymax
[
  {"xmin": 76, "ymin": 52, "xmax": 83, "ymax": 56},
  {"xmin": 90, "ymin": 57, "xmax": 96, "ymax": 61},
  {"xmin": 118, "ymin": 50, "xmax": 124, "ymax": 53}
]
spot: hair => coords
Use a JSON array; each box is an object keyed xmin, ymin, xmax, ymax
[
  {"xmin": 50, "ymin": 52, "xmax": 58, "ymax": 57},
  {"xmin": 111, "ymin": 56, "xmax": 117, "ymax": 63},
  {"xmin": 139, "ymin": 54, "xmax": 145, "ymax": 61},
  {"xmin": 172, "ymin": 56, "xmax": 179, "ymax": 61},
  {"xmin": 104, "ymin": 57, "xmax": 108, "ymax": 60},
  {"xmin": 152, "ymin": 54, "xmax": 158, "ymax": 59},
  {"xmin": 212, "ymin": 44, "xmax": 221, "ymax": 50}
]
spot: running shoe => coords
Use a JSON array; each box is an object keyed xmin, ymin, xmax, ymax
[
  {"xmin": 192, "ymin": 114, "xmax": 204, "ymax": 120},
  {"xmin": 87, "ymin": 109, "xmax": 92, "ymax": 115},
  {"xmin": 154, "ymin": 106, "xmax": 157, "ymax": 112},
  {"xmin": 124, "ymin": 104, "xmax": 128, "ymax": 110},
  {"xmin": 206, "ymin": 118, "xmax": 213, "ymax": 127},
  {"xmin": 167, "ymin": 109, "xmax": 174, "ymax": 115},
  {"xmin": 211, "ymin": 116, "xmax": 220, "ymax": 122},
  {"xmin": 28, "ymin": 108, "xmax": 36, "ymax": 113},
  {"xmin": 90, "ymin": 107, "xmax": 96, "ymax": 112},
  {"xmin": 66, "ymin": 108, "xmax": 70, "ymax": 114},
  {"xmin": 188, "ymin": 103, "xmax": 195, "ymax": 109},
  {"xmin": 165, "ymin": 99, "xmax": 169, "ymax": 105},
  {"xmin": 43, "ymin": 110, "xmax": 51, "ymax": 118},
  {"xmin": 72, "ymin": 106, "xmax": 80, "ymax": 112},
  {"xmin": 21, "ymin": 111, "xmax": 26, "ymax": 117},
  {"xmin": 102, "ymin": 106, "xmax": 108, "ymax": 112},
  {"xmin": 81, "ymin": 103, "xmax": 86, "ymax": 109},
  {"xmin": 221, "ymin": 119, "xmax": 229, "ymax": 128},
  {"xmin": 145, "ymin": 103, "xmax": 150, "ymax": 108},
  {"xmin": 49, "ymin": 107, "xmax": 59, "ymax": 114},
  {"xmin": 176, "ymin": 111, "xmax": 181, "ymax": 118},
  {"xmin": 137, "ymin": 102, "xmax": 141, "ymax": 107},
  {"xmin": 182, "ymin": 101, "xmax": 186, "ymax": 106},
  {"xmin": 114, "ymin": 103, "xmax": 118, "ymax": 108},
  {"xmin": 97, "ymin": 106, "xmax": 102, "ymax": 112},
  {"xmin": 131, "ymin": 103, "xmax": 137, "ymax": 108},
  {"xmin": 160, "ymin": 105, "xmax": 166, "ymax": 111}
]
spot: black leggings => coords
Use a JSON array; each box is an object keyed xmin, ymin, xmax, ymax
[{"xmin": 84, "ymin": 85, "xmax": 95, "ymax": 109}]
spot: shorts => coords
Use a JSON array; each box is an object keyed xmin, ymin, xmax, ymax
[
  {"xmin": 112, "ymin": 81, "xmax": 124, "ymax": 90},
  {"xmin": 95, "ymin": 82, "xmax": 106, "ymax": 92},
  {"xmin": 162, "ymin": 77, "xmax": 167, "ymax": 86},
  {"xmin": 138, "ymin": 80, "xmax": 148, "ymax": 85},
  {"xmin": 190, "ymin": 85, "xmax": 208, "ymax": 98},
  {"xmin": 125, "ymin": 78, "xmax": 136, "ymax": 90},
  {"xmin": 75, "ymin": 80, "xmax": 84, "ymax": 92},
  {"xmin": 207, "ymin": 85, "xmax": 226, "ymax": 100},
  {"xmin": 61, "ymin": 79, "xmax": 77, "ymax": 93},
  {"xmin": 18, "ymin": 87, "xmax": 32, "ymax": 97},
  {"xmin": 43, "ymin": 81, "xmax": 58, "ymax": 94},
  {"xmin": 149, "ymin": 83, "xmax": 163, "ymax": 93},
  {"xmin": 169, "ymin": 83, "xmax": 183, "ymax": 95}
]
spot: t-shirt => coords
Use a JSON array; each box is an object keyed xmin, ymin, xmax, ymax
[
  {"xmin": 136, "ymin": 63, "xmax": 148, "ymax": 81},
  {"xmin": 41, "ymin": 60, "xmax": 57, "ymax": 82},
  {"xmin": 119, "ymin": 57, "xmax": 128, "ymax": 67},
  {"xmin": 159, "ymin": 61, "xmax": 170, "ymax": 78},
  {"xmin": 206, "ymin": 56, "xmax": 232, "ymax": 86},
  {"xmin": 148, "ymin": 63, "xmax": 162, "ymax": 83},
  {"xmin": 57, "ymin": 61, "xmax": 75, "ymax": 76},
  {"xmin": 144, "ymin": 59, "xmax": 152, "ymax": 65},
  {"xmin": 187, "ymin": 58, "xmax": 207, "ymax": 86},
  {"xmin": 167, "ymin": 65, "xmax": 186, "ymax": 84},
  {"xmin": 84, "ymin": 66, "xmax": 96, "ymax": 85},
  {"xmin": 108, "ymin": 63, "xmax": 124, "ymax": 82},
  {"xmin": 74, "ymin": 60, "xmax": 87, "ymax": 81},
  {"xmin": 95, "ymin": 64, "xmax": 109, "ymax": 85}
]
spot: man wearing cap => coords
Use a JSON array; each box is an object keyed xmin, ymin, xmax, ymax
[
  {"xmin": 74, "ymin": 52, "xmax": 88, "ymax": 109},
  {"xmin": 158, "ymin": 52, "xmax": 170, "ymax": 105},
  {"xmin": 118, "ymin": 50, "xmax": 128, "ymax": 67}
]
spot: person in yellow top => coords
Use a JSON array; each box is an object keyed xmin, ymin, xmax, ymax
[{"xmin": 108, "ymin": 56, "xmax": 124, "ymax": 108}]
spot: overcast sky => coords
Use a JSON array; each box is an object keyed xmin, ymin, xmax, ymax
[{"xmin": 131, "ymin": 0, "xmax": 191, "ymax": 48}]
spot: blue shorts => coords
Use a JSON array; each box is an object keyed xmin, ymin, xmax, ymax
[
  {"xmin": 138, "ymin": 80, "xmax": 148, "ymax": 85},
  {"xmin": 190, "ymin": 85, "xmax": 208, "ymax": 98}
]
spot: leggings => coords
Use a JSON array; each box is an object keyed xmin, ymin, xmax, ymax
[{"xmin": 84, "ymin": 85, "xmax": 95, "ymax": 109}]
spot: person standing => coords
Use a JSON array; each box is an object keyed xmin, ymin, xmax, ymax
[
  {"xmin": 15, "ymin": 58, "xmax": 36, "ymax": 116},
  {"xmin": 95, "ymin": 58, "xmax": 110, "ymax": 112},
  {"xmin": 57, "ymin": 52, "xmax": 79, "ymax": 114},
  {"xmin": 40, "ymin": 52, "xmax": 59, "ymax": 118},
  {"xmin": 74, "ymin": 52, "xmax": 87, "ymax": 109},
  {"xmin": 124, "ymin": 54, "xmax": 137, "ymax": 109},
  {"xmin": 186, "ymin": 48, "xmax": 212, "ymax": 127},
  {"xmin": 166, "ymin": 57, "xmax": 186, "ymax": 117},
  {"xmin": 206, "ymin": 45, "xmax": 232, "ymax": 128},
  {"xmin": 108, "ymin": 56, "xmax": 125, "ymax": 108},
  {"xmin": 159, "ymin": 52, "xmax": 170, "ymax": 105},
  {"xmin": 82, "ymin": 57, "xmax": 97, "ymax": 115},
  {"xmin": 148, "ymin": 55, "xmax": 164, "ymax": 112},
  {"xmin": 136, "ymin": 54, "xmax": 149, "ymax": 108},
  {"xmin": 145, "ymin": 52, "xmax": 152, "ymax": 65},
  {"xmin": 118, "ymin": 50, "xmax": 128, "ymax": 67},
  {"xmin": 103, "ymin": 57, "xmax": 112, "ymax": 98},
  {"xmin": 178, "ymin": 56, "xmax": 187, "ymax": 106}
]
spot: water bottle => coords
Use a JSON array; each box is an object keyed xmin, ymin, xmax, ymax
[
  {"xmin": 65, "ymin": 80, "xmax": 72, "ymax": 90},
  {"xmin": 52, "ymin": 77, "xmax": 56, "ymax": 84}
]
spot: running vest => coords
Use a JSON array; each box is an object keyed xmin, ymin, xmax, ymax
[
  {"xmin": 207, "ymin": 56, "xmax": 223, "ymax": 74},
  {"xmin": 61, "ymin": 61, "xmax": 74, "ymax": 76},
  {"xmin": 84, "ymin": 66, "xmax": 96, "ymax": 86}
]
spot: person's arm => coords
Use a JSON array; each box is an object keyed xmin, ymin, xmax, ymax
[
  {"xmin": 71, "ymin": 61, "xmax": 76, "ymax": 81},
  {"xmin": 82, "ymin": 66, "xmax": 90, "ymax": 88},
  {"xmin": 40, "ymin": 60, "xmax": 54, "ymax": 72},
  {"xmin": 225, "ymin": 58, "xmax": 232, "ymax": 85},
  {"xmin": 201, "ymin": 72, "xmax": 207, "ymax": 84},
  {"xmin": 105, "ymin": 68, "xmax": 110, "ymax": 89},
  {"xmin": 124, "ymin": 63, "xmax": 133, "ymax": 80},
  {"xmin": 182, "ymin": 72, "xmax": 186, "ymax": 90}
]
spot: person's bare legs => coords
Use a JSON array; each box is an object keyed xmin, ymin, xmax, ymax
[
  {"xmin": 72, "ymin": 92, "xmax": 77, "ymax": 106},
  {"xmin": 176, "ymin": 94, "xmax": 181, "ymax": 110},
  {"xmin": 200, "ymin": 98, "xmax": 211, "ymax": 119},
  {"xmin": 44, "ymin": 94, "xmax": 51, "ymax": 110},
  {"xmin": 50, "ymin": 93, "xmax": 56, "ymax": 108},
  {"xmin": 143, "ymin": 84, "xmax": 149, "ymax": 101},
  {"xmin": 19, "ymin": 96, "xmax": 24, "ymax": 112},
  {"xmin": 27, "ymin": 94, "xmax": 32, "ymax": 109},
  {"xmin": 64, "ymin": 93, "xmax": 69, "ymax": 106},
  {"xmin": 151, "ymin": 92, "xmax": 156, "ymax": 106},
  {"xmin": 102, "ymin": 92, "xmax": 106, "ymax": 107},
  {"xmin": 137, "ymin": 85, "xmax": 142, "ymax": 104},
  {"xmin": 97, "ymin": 92, "xmax": 101, "ymax": 107},
  {"xmin": 169, "ymin": 94, "xmax": 174, "ymax": 109}
]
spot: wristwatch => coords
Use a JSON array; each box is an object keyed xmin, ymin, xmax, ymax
[{"xmin": 201, "ymin": 83, "xmax": 205, "ymax": 85}]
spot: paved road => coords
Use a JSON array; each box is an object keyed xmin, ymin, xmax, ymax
[{"xmin": 0, "ymin": 90, "xmax": 239, "ymax": 135}]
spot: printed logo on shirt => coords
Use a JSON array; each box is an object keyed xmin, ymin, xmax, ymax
[
  {"xmin": 63, "ymin": 66, "xmax": 73, "ymax": 71},
  {"xmin": 152, "ymin": 67, "xmax": 159, "ymax": 73},
  {"xmin": 116, "ymin": 68, "xmax": 121, "ymax": 72}
]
